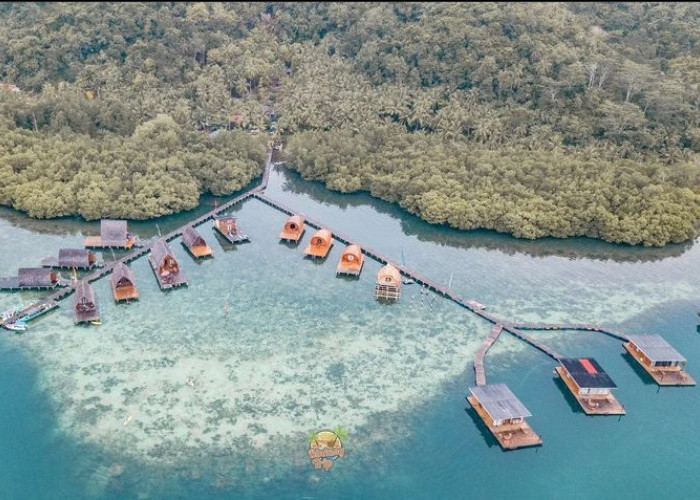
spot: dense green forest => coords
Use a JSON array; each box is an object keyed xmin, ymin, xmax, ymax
[{"xmin": 1, "ymin": 2, "xmax": 700, "ymax": 245}]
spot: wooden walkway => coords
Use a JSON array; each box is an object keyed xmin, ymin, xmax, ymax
[
  {"xmin": 474, "ymin": 325, "xmax": 503, "ymax": 386},
  {"xmin": 511, "ymin": 322, "xmax": 629, "ymax": 341},
  {"xmin": 8, "ymin": 144, "xmax": 629, "ymax": 383},
  {"xmin": 9, "ymin": 151, "xmax": 273, "ymax": 322}
]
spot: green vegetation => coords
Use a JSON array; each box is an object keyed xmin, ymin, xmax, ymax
[{"xmin": 1, "ymin": 2, "xmax": 700, "ymax": 245}]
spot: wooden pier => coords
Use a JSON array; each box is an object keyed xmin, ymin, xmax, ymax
[{"xmin": 474, "ymin": 325, "xmax": 504, "ymax": 386}]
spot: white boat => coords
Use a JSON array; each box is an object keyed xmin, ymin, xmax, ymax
[{"xmin": 4, "ymin": 321, "xmax": 27, "ymax": 332}]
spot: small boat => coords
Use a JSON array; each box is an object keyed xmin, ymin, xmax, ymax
[
  {"xmin": 90, "ymin": 320, "xmax": 102, "ymax": 326},
  {"xmin": 4, "ymin": 321, "xmax": 27, "ymax": 332},
  {"xmin": 123, "ymin": 415, "xmax": 133, "ymax": 426}
]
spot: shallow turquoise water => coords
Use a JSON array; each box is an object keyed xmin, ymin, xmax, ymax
[{"xmin": 0, "ymin": 166, "xmax": 699, "ymax": 499}]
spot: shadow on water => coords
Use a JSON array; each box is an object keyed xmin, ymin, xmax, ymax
[
  {"xmin": 274, "ymin": 164, "xmax": 694, "ymax": 263},
  {"xmin": 620, "ymin": 352, "xmax": 658, "ymax": 386},
  {"xmin": 462, "ymin": 406, "xmax": 500, "ymax": 450},
  {"xmin": 552, "ymin": 376, "xmax": 586, "ymax": 415}
]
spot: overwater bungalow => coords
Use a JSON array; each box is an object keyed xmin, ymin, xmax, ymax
[
  {"xmin": 279, "ymin": 215, "xmax": 305, "ymax": 242},
  {"xmin": 41, "ymin": 249, "xmax": 102, "ymax": 270},
  {"xmin": 555, "ymin": 358, "xmax": 625, "ymax": 415},
  {"xmin": 110, "ymin": 262, "xmax": 139, "ymax": 302},
  {"xmin": 0, "ymin": 268, "xmax": 63, "ymax": 291},
  {"xmin": 624, "ymin": 334, "xmax": 696, "ymax": 386},
  {"xmin": 84, "ymin": 219, "xmax": 138, "ymax": 249},
  {"xmin": 375, "ymin": 264, "xmax": 402, "ymax": 301},
  {"xmin": 181, "ymin": 226, "xmax": 213, "ymax": 259},
  {"xmin": 74, "ymin": 280, "xmax": 100, "ymax": 324},
  {"xmin": 148, "ymin": 239, "xmax": 188, "ymax": 290},
  {"xmin": 467, "ymin": 384, "xmax": 542, "ymax": 450},
  {"xmin": 212, "ymin": 216, "xmax": 249, "ymax": 244},
  {"xmin": 304, "ymin": 229, "xmax": 333, "ymax": 259},
  {"xmin": 336, "ymin": 244, "xmax": 364, "ymax": 276}
]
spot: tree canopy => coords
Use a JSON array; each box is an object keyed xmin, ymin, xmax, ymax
[{"xmin": 1, "ymin": 2, "xmax": 699, "ymax": 245}]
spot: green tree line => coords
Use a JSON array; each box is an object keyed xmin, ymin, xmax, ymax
[{"xmin": 1, "ymin": 2, "xmax": 699, "ymax": 244}]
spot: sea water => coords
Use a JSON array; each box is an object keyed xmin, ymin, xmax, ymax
[{"xmin": 0, "ymin": 165, "xmax": 698, "ymax": 499}]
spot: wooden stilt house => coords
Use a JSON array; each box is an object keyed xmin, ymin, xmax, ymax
[
  {"xmin": 304, "ymin": 229, "xmax": 333, "ymax": 259},
  {"xmin": 110, "ymin": 262, "xmax": 139, "ymax": 302},
  {"xmin": 84, "ymin": 220, "xmax": 137, "ymax": 249},
  {"xmin": 555, "ymin": 358, "xmax": 625, "ymax": 415},
  {"xmin": 467, "ymin": 384, "xmax": 542, "ymax": 450},
  {"xmin": 375, "ymin": 265, "xmax": 401, "ymax": 301},
  {"xmin": 181, "ymin": 226, "xmax": 213, "ymax": 259},
  {"xmin": 74, "ymin": 280, "xmax": 100, "ymax": 324},
  {"xmin": 212, "ymin": 216, "xmax": 249, "ymax": 243},
  {"xmin": 624, "ymin": 334, "xmax": 696, "ymax": 386},
  {"xmin": 336, "ymin": 244, "xmax": 364, "ymax": 276},
  {"xmin": 0, "ymin": 268, "xmax": 63, "ymax": 291},
  {"xmin": 148, "ymin": 239, "xmax": 188, "ymax": 290},
  {"xmin": 279, "ymin": 215, "xmax": 305, "ymax": 242},
  {"xmin": 41, "ymin": 249, "xmax": 102, "ymax": 269}
]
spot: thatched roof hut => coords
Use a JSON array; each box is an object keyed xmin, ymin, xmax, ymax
[
  {"xmin": 304, "ymin": 229, "xmax": 333, "ymax": 259},
  {"xmin": 181, "ymin": 226, "xmax": 213, "ymax": 259},
  {"xmin": 279, "ymin": 215, "xmax": 305, "ymax": 242},
  {"xmin": 18, "ymin": 268, "xmax": 60, "ymax": 288},
  {"xmin": 74, "ymin": 280, "xmax": 100, "ymax": 324},
  {"xmin": 375, "ymin": 264, "xmax": 401, "ymax": 301},
  {"xmin": 110, "ymin": 262, "xmax": 139, "ymax": 302},
  {"xmin": 149, "ymin": 239, "xmax": 188, "ymax": 289},
  {"xmin": 336, "ymin": 244, "xmax": 364, "ymax": 276},
  {"xmin": 59, "ymin": 249, "xmax": 99, "ymax": 268},
  {"xmin": 101, "ymin": 220, "xmax": 129, "ymax": 246}
]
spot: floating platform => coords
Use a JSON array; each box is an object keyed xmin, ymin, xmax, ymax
[
  {"xmin": 181, "ymin": 226, "xmax": 214, "ymax": 259},
  {"xmin": 74, "ymin": 281, "xmax": 100, "ymax": 325},
  {"xmin": 41, "ymin": 249, "xmax": 103, "ymax": 270},
  {"xmin": 467, "ymin": 384, "xmax": 542, "ymax": 450},
  {"xmin": 624, "ymin": 335, "xmax": 696, "ymax": 386},
  {"xmin": 148, "ymin": 239, "xmax": 188, "ymax": 290},
  {"xmin": 0, "ymin": 268, "xmax": 65, "ymax": 291},
  {"xmin": 84, "ymin": 220, "xmax": 139, "ymax": 249},
  {"xmin": 375, "ymin": 265, "xmax": 401, "ymax": 302},
  {"xmin": 555, "ymin": 359, "xmax": 625, "ymax": 415},
  {"xmin": 279, "ymin": 215, "xmax": 305, "ymax": 243},
  {"xmin": 336, "ymin": 244, "xmax": 364, "ymax": 276},
  {"xmin": 304, "ymin": 229, "xmax": 333, "ymax": 259},
  {"xmin": 212, "ymin": 216, "xmax": 249, "ymax": 244},
  {"xmin": 110, "ymin": 262, "xmax": 139, "ymax": 302}
]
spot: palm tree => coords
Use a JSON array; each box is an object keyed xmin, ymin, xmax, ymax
[
  {"xmin": 307, "ymin": 431, "xmax": 319, "ymax": 445},
  {"xmin": 333, "ymin": 425, "xmax": 349, "ymax": 444}
]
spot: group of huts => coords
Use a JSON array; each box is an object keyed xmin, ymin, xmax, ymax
[
  {"xmin": 0, "ymin": 216, "xmax": 250, "ymax": 326},
  {"xmin": 278, "ymin": 214, "xmax": 403, "ymax": 302}
]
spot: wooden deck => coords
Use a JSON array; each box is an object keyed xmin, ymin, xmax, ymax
[
  {"xmin": 182, "ymin": 242, "xmax": 214, "ymax": 259},
  {"xmin": 467, "ymin": 395, "xmax": 542, "ymax": 450},
  {"xmin": 554, "ymin": 366, "xmax": 626, "ymax": 415},
  {"xmin": 623, "ymin": 343, "xmax": 696, "ymax": 386},
  {"xmin": 83, "ymin": 235, "xmax": 137, "ymax": 249},
  {"xmin": 474, "ymin": 325, "xmax": 503, "ymax": 386},
  {"xmin": 212, "ymin": 223, "xmax": 250, "ymax": 244}
]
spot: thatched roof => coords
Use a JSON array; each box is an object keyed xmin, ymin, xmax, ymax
[
  {"xmin": 340, "ymin": 244, "xmax": 362, "ymax": 262},
  {"xmin": 149, "ymin": 239, "xmax": 175, "ymax": 267},
  {"xmin": 310, "ymin": 229, "xmax": 332, "ymax": 246},
  {"xmin": 74, "ymin": 280, "xmax": 97, "ymax": 307},
  {"xmin": 58, "ymin": 248, "xmax": 94, "ymax": 267},
  {"xmin": 18, "ymin": 268, "xmax": 56, "ymax": 287},
  {"xmin": 284, "ymin": 215, "xmax": 304, "ymax": 231},
  {"xmin": 110, "ymin": 262, "xmax": 135, "ymax": 288},
  {"xmin": 74, "ymin": 280, "xmax": 99, "ymax": 322},
  {"xmin": 101, "ymin": 220, "xmax": 128, "ymax": 246},
  {"xmin": 377, "ymin": 265, "xmax": 401, "ymax": 285},
  {"xmin": 182, "ymin": 226, "xmax": 207, "ymax": 249}
]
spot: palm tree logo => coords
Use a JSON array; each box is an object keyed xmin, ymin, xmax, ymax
[{"xmin": 307, "ymin": 425, "xmax": 348, "ymax": 471}]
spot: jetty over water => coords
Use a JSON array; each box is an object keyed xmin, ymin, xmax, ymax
[{"xmin": 2, "ymin": 147, "xmax": 693, "ymax": 450}]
